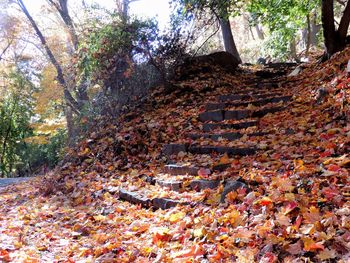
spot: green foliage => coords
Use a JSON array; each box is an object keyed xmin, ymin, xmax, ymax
[
  {"xmin": 247, "ymin": 0, "xmax": 320, "ymax": 59},
  {"xmin": 0, "ymin": 71, "xmax": 34, "ymax": 176},
  {"xmin": 16, "ymin": 129, "xmax": 67, "ymax": 176},
  {"xmin": 0, "ymin": 70, "xmax": 67, "ymax": 177},
  {"xmin": 77, "ymin": 15, "xmax": 158, "ymax": 82},
  {"xmin": 179, "ymin": 0, "xmax": 244, "ymax": 18}
]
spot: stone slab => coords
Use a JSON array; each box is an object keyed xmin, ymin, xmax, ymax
[
  {"xmin": 163, "ymin": 164, "xmax": 199, "ymax": 176},
  {"xmin": 119, "ymin": 189, "xmax": 152, "ymax": 207},
  {"xmin": 156, "ymin": 180, "xmax": 182, "ymax": 191},
  {"xmin": 162, "ymin": 144, "xmax": 188, "ymax": 156},
  {"xmin": 202, "ymin": 120, "xmax": 258, "ymax": 132},
  {"xmin": 190, "ymin": 179, "xmax": 220, "ymax": 191},
  {"xmin": 188, "ymin": 146, "xmax": 256, "ymax": 156},
  {"xmin": 199, "ymin": 110, "xmax": 224, "ymax": 122}
]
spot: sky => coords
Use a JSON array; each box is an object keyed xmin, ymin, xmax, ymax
[
  {"xmin": 130, "ymin": 0, "xmax": 170, "ymax": 28},
  {"xmin": 23, "ymin": 0, "xmax": 171, "ymax": 29}
]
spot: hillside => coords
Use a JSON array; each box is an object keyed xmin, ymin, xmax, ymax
[{"xmin": 1, "ymin": 48, "xmax": 350, "ymax": 262}]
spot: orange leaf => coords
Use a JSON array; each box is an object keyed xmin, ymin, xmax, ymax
[{"xmin": 0, "ymin": 249, "xmax": 10, "ymax": 262}]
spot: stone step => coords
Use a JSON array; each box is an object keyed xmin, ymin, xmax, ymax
[
  {"xmin": 163, "ymin": 163, "xmax": 230, "ymax": 176},
  {"xmin": 218, "ymin": 88, "xmax": 284, "ymax": 101},
  {"xmin": 206, "ymin": 95, "xmax": 291, "ymax": 111},
  {"xmin": 156, "ymin": 180, "xmax": 183, "ymax": 191},
  {"xmin": 163, "ymin": 164, "xmax": 199, "ymax": 176},
  {"xmin": 190, "ymin": 179, "xmax": 220, "ymax": 191},
  {"xmin": 119, "ymin": 189, "xmax": 152, "ymax": 208},
  {"xmin": 187, "ymin": 131, "xmax": 267, "ymax": 141},
  {"xmin": 203, "ymin": 120, "xmax": 258, "ymax": 132},
  {"xmin": 119, "ymin": 188, "xmax": 187, "ymax": 209},
  {"xmin": 188, "ymin": 145, "xmax": 256, "ymax": 156},
  {"xmin": 199, "ymin": 106, "xmax": 285, "ymax": 122},
  {"xmin": 219, "ymin": 92, "xmax": 282, "ymax": 102},
  {"xmin": 163, "ymin": 144, "xmax": 256, "ymax": 156},
  {"xmin": 154, "ymin": 179, "xmax": 220, "ymax": 192}
]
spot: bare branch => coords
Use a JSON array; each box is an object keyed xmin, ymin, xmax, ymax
[{"xmin": 0, "ymin": 40, "xmax": 13, "ymax": 61}]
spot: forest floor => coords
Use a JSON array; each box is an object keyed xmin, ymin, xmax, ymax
[{"xmin": 1, "ymin": 48, "xmax": 350, "ymax": 262}]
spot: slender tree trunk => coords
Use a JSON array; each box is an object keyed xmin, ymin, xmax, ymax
[
  {"xmin": 48, "ymin": 0, "xmax": 79, "ymax": 49},
  {"xmin": 306, "ymin": 14, "xmax": 311, "ymax": 57},
  {"xmin": 310, "ymin": 13, "xmax": 320, "ymax": 46},
  {"xmin": 219, "ymin": 18, "xmax": 242, "ymax": 63},
  {"xmin": 17, "ymin": 0, "xmax": 79, "ymax": 113},
  {"xmin": 65, "ymin": 106, "xmax": 75, "ymax": 146},
  {"xmin": 290, "ymin": 39, "xmax": 300, "ymax": 63},
  {"xmin": 255, "ymin": 24, "xmax": 265, "ymax": 40}
]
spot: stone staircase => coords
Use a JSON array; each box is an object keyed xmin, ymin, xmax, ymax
[{"xmin": 118, "ymin": 79, "xmax": 292, "ymax": 210}]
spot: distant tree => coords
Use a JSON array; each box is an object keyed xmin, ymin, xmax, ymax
[
  {"xmin": 179, "ymin": 0, "xmax": 242, "ymax": 62},
  {"xmin": 321, "ymin": 0, "xmax": 350, "ymax": 58},
  {"xmin": 0, "ymin": 71, "xmax": 34, "ymax": 176}
]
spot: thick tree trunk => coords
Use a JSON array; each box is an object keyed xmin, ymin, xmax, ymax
[
  {"xmin": 322, "ymin": 0, "xmax": 337, "ymax": 57},
  {"xmin": 219, "ymin": 18, "xmax": 242, "ymax": 63},
  {"xmin": 322, "ymin": 0, "xmax": 350, "ymax": 58}
]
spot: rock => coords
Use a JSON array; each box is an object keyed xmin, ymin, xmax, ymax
[
  {"xmin": 316, "ymin": 88, "xmax": 329, "ymax": 104},
  {"xmin": 257, "ymin": 57, "xmax": 267, "ymax": 65},
  {"xmin": 220, "ymin": 181, "xmax": 249, "ymax": 203},
  {"xmin": 190, "ymin": 180, "xmax": 220, "ymax": 191},
  {"xmin": 152, "ymin": 198, "xmax": 182, "ymax": 209},
  {"xmin": 288, "ymin": 65, "xmax": 303, "ymax": 77},
  {"xmin": 175, "ymin": 51, "xmax": 240, "ymax": 80}
]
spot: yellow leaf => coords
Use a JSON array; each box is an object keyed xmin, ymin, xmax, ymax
[
  {"xmin": 193, "ymin": 227, "xmax": 206, "ymax": 238},
  {"xmin": 168, "ymin": 211, "xmax": 185, "ymax": 223}
]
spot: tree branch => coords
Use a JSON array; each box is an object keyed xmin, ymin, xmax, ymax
[
  {"xmin": 194, "ymin": 21, "xmax": 220, "ymax": 56},
  {"xmin": 17, "ymin": 0, "xmax": 80, "ymax": 113},
  {"xmin": 0, "ymin": 40, "xmax": 13, "ymax": 62}
]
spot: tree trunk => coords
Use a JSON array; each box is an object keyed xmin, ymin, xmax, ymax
[
  {"xmin": 322, "ymin": 0, "xmax": 337, "ymax": 58},
  {"xmin": 255, "ymin": 24, "xmax": 265, "ymax": 40},
  {"xmin": 310, "ymin": 13, "xmax": 320, "ymax": 46},
  {"xmin": 219, "ymin": 18, "xmax": 242, "ymax": 63},
  {"xmin": 65, "ymin": 106, "xmax": 75, "ymax": 146},
  {"xmin": 290, "ymin": 39, "xmax": 300, "ymax": 63},
  {"xmin": 321, "ymin": 0, "xmax": 350, "ymax": 58},
  {"xmin": 17, "ymin": 0, "xmax": 79, "ymax": 113},
  {"xmin": 306, "ymin": 14, "xmax": 311, "ymax": 57}
]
